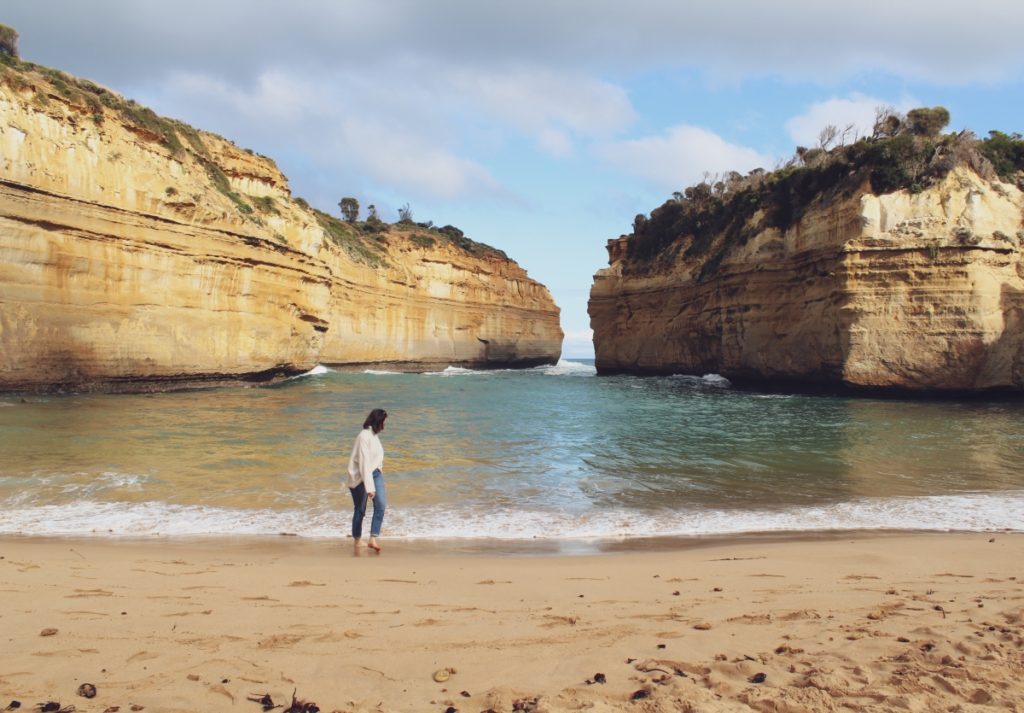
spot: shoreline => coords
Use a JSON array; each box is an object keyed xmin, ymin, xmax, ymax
[
  {"xmin": 2, "ymin": 526, "xmax": 1018, "ymax": 557},
  {"xmin": 2, "ymin": 531, "xmax": 1021, "ymax": 712},
  {"xmin": 0, "ymin": 358, "xmax": 571, "ymax": 397}
]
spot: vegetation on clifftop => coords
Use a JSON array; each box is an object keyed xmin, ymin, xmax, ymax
[
  {"xmin": 314, "ymin": 205, "xmax": 508, "ymax": 266},
  {"xmin": 626, "ymin": 107, "xmax": 1024, "ymax": 271},
  {"xmin": 329, "ymin": 196, "xmax": 508, "ymax": 262},
  {"xmin": 411, "ymin": 222, "xmax": 509, "ymax": 260}
]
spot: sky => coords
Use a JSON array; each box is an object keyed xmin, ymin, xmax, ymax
[{"xmin": 3, "ymin": 2, "xmax": 1023, "ymax": 358}]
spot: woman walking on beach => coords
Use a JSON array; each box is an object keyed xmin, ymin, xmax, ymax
[{"xmin": 347, "ymin": 408, "xmax": 387, "ymax": 552}]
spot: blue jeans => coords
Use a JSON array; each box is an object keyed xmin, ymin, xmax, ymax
[{"xmin": 349, "ymin": 469, "xmax": 385, "ymax": 539}]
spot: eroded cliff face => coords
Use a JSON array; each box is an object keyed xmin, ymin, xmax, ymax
[
  {"xmin": 321, "ymin": 237, "xmax": 563, "ymax": 368},
  {"xmin": 589, "ymin": 168, "xmax": 1024, "ymax": 392},
  {"xmin": 0, "ymin": 64, "xmax": 561, "ymax": 392}
]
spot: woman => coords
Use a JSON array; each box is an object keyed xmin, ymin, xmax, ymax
[{"xmin": 347, "ymin": 408, "xmax": 387, "ymax": 552}]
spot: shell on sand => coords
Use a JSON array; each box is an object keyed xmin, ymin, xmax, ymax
[{"xmin": 433, "ymin": 668, "xmax": 451, "ymax": 683}]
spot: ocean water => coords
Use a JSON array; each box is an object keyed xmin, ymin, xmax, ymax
[{"xmin": 1, "ymin": 359, "xmax": 1023, "ymax": 543}]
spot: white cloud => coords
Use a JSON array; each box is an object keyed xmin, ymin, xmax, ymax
[
  {"xmin": 336, "ymin": 120, "xmax": 502, "ymax": 200},
  {"xmin": 598, "ymin": 125, "xmax": 773, "ymax": 192},
  {"xmin": 785, "ymin": 94, "xmax": 919, "ymax": 148},
  {"xmin": 537, "ymin": 128, "xmax": 574, "ymax": 158},
  {"xmin": 165, "ymin": 70, "xmax": 331, "ymax": 125},
  {"xmin": 8, "ymin": 1, "xmax": 1023, "ymax": 87},
  {"xmin": 446, "ymin": 67, "xmax": 636, "ymax": 156},
  {"xmin": 153, "ymin": 57, "xmax": 640, "ymax": 199},
  {"xmin": 156, "ymin": 68, "xmax": 503, "ymax": 200}
]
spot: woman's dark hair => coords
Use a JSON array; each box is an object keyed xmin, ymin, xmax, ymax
[{"xmin": 363, "ymin": 408, "xmax": 388, "ymax": 434}]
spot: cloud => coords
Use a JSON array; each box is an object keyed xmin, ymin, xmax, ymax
[
  {"xmin": 145, "ymin": 53, "xmax": 638, "ymax": 199},
  {"xmin": 5, "ymin": 1, "xmax": 1020, "ymax": 205},
  {"xmin": 163, "ymin": 71, "xmax": 331, "ymax": 126},
  {"xmin": 537, "ymin": 128, "xmax": 574, "ymax": 158},
  {"xmin": 6, "ymin": 1, "xmax": 1023, "ymax": 86},
  {"xmin": 449, "ymin": 68, "xmax": 635, "ymax": 155},
  {"xmin": 598, "ymin": 125, "xmax": 773, "ymax": 192},
  {"xmin": 785, "ymin": 94, "xmax": 919, "ymax": 148},
  {"xmin": 151, "ymin": 67, "xmax": 503, "ymax": 201},
  {"xmin": 336, "ymin": 120, "xmax": 502, "ymax": 200}
]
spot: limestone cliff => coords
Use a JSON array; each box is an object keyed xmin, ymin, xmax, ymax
[
  {"xmin": 0, "ymin": 60, "xmax": 561, "ymax": 392},
  {"xmin": 590, "ymin": 140, "xmax": 1024, "ymax": 392}
]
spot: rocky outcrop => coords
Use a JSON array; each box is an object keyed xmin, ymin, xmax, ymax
[
  {"xmin": 589, "ymin": 167, "xmax": 1024, "ymax": 392},
  {"xmin": 0, "ymin": 61, "xmax": 561, "ymax": 392}
]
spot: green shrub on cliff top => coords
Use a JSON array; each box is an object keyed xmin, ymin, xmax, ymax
[
  {"xmin": 906, "ymin": 107, "xmax": 950, "ymax": 137},
  {"xmin": 0, "ymin": 24, "xmax": 18, "ymax": 59},
  {"xmin": 433, "ymin": 224, "xmax": 508, "ymax": 259},
  {"xmin": 980, "ymin": 131, "xmax": 1024, "ymax": 181}
]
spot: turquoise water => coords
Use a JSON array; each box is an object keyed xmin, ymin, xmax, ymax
[{"xmin": 1, "ymin": 360, "xmax": 1023, "ymax": 541}]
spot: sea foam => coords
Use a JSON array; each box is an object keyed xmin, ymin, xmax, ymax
[
  {"xmin": 288, "ymin": 364, "xmax": 331, "ymax": 380},
  {"xmin": 536, "ymin": 359, "xmax": 597, "ymax": 377},
  {"xmin": 2, "ymin": 491, "xmax": 1021, "ymax": 541}
]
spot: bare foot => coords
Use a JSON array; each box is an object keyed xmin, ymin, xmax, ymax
[{"xmin": 367, "ymin": 538, "xmax": 381, "ymax": 552}]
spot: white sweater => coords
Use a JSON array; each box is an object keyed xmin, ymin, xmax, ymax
[{"xmin": 347, "ymin": 427, "xmax": 383, "ymax": 493}]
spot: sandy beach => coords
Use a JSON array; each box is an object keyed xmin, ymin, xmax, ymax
[{"xmin": 1, "ymin": 533, "xmax": 1022, "ymax": 713}]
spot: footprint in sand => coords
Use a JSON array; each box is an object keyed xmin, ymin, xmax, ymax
[
  {"xmin": 127, "ymin": 650, "xmax": 160, "ymax": 663},
  {"xmin": 59, "ymin": 610, "xmax": 109, "ymax": 619},
  {"xmin": 779, "ymin": 610, "xmax": 821, "ymax": 621},
  {"xmin": 10, "ymin": 560, "xmax": 41, "ymax": 572},
  {"xmin": 67, "ymin": 588, "xmax": 114, "ymax": 598},
  {"xmin": 726, "ymin": 613, "xmax": 773, "ymax": 625},
  {"xmin": 540, "ymin": 615, "xmax": 580, "ymax": 627},
  {"xmin": 313, "ymin": 630, "xmax": 362, "ymax": 642},
  {"xmin": 257, "ymin": 634, "xmax": 305, "ymax": 649}
]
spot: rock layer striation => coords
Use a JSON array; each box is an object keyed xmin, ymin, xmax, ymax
[
  {"xmin": 589, "ymin": 168, "xmax": 1024, "ymax": 392},
  {"xmin": 0, "ymin": 62, "xmax": 561, "ymax": 392}
]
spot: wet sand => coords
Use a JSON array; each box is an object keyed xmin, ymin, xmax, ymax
[{"xmin": 1, "ymin": 532, "xmax": 1022, "ymax": 712}]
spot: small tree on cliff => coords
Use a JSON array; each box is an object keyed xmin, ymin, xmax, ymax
[
  {"xmin": 339, "ymin": 197, "xmax": 359, "ymax": 223},
  {"xmin": 906, "ymin": 107, "xmax": 950, "ymax": 138},
  {"xmin": 0, "ymin": 24, "xmax": 18, "ymax": 59},
  {"xmin": 872, "ymin": 106, "xmax": 903, "ymax": 138},
  {"xmin": 363, "ymin": 204, "xmax": 385, "ymax": 233},
  {"xmin": 397, "ymin": 203, "xmax": 414, "ymax": 224}
]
